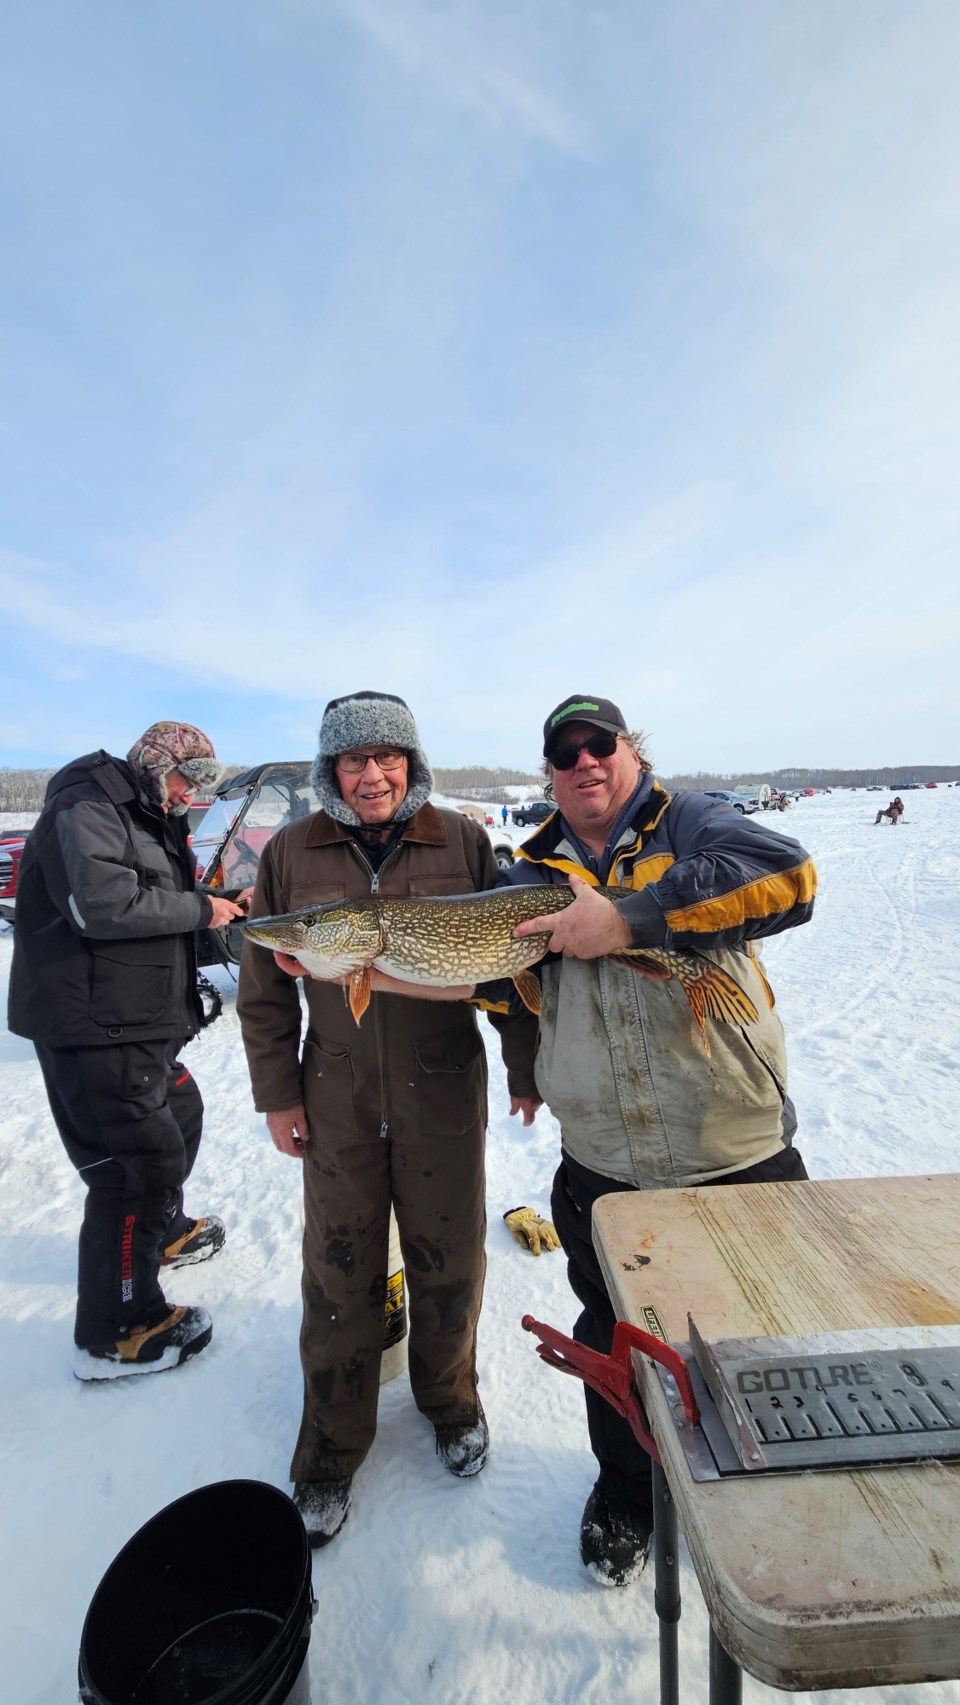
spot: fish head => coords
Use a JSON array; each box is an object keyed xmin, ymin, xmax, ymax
[{"xmin": 242, "ymin": 898, "xmax": 382, "ymax": 973}]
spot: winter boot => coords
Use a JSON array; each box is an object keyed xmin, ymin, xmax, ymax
[
  {"xmin": 434, "ymin": 1401, "xmax": 490, "ymax": 1477},
  {"xmin": 579, "ymin": 1477, "xmax": 652, "ymax": 1587},
  {"xmin": 74, "ymin": 1305, "xmax": 213, "ymax": 1381},
  {"xmin": 293, "ymin": 1478, "xmax": 352, "ymax": 1549},
  {"xmin": 162, "ymin": 1215, "xmax": 226, "ymax": 1268}
]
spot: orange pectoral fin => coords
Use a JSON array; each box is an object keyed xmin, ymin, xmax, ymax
[
  {"xmin": 513, "ymin": 969, "xmax": 542, "ymax": 1016},
  {"xmin": 348, "ymin": 967, "xmax": 372, "ymax": 1025}
]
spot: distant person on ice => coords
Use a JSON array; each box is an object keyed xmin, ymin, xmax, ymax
[
  {"xmin": 7, "ymin": 723, "xmax": 247, "ymax": 1380},
  {"xmin": 501, "ymin": 804, "xmax": 509, "ymax": 824},
  {"xmin": 875, "ymin": 796, "xmax": 904, "ymax": 825}
]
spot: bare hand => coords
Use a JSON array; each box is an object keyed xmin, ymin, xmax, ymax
[
  {"xmin": 208, "ymin": 896, "xmax": 245, "ymax": 929},
  {"xmin": 511, "ymin": 873, "xmax": 631, "ymax": 959},
  {"xmin": 266, "ymin": 1105, "xmax": 310, "ymax": 1156},
  {"xmin": 236, "ymin": 887, "xmax": 255, "ymax": 912},
  {"xmin": 510, "ymin": 1094, "xmax": 543, "ymax": 1127},
  {"xmin": 273, "ymin": 950, "xmax": 306, "ymax": 978}
]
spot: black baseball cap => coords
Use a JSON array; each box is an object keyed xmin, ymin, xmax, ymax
[{"xmin": 543, "ymin": 694, "xmax": 627, "ymax": 757}]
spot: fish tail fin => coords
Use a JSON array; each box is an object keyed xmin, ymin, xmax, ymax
[
  {"xmin": 681, "ymin": 979, "xmax": 713, "ymax": 1055},
  {"xmin": 680, "ymin": 962, "xmax": 759, "ymax": 1029}
]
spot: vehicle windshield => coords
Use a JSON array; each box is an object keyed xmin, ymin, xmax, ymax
[
  {"xmin": 197, "ymin": 775, "xmax": 321, "ymax": 888},
  {"xmin": 190, "ymin": 795, "xmax": 245, "ymax": 850}
]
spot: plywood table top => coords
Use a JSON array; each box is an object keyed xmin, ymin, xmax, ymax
[{"xmin": 593, "ymin": 1173, "xmax": 960, "ymax": 1691}]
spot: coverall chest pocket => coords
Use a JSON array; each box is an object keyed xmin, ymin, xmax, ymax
[
  {"xmin": 415, "ymin": 1024, "xmax": 487, "ymax": 1138},
  {"xmin": 302, "ymin": 1035, "xmax": 359, "ymax": 1141},
  {"xmin": 89, "ymin": 938, "xmax": 176, "ymax": 1029},
  {"xmin": 406, "ymin": 876, "xmax": 473, "ymax": 896}
]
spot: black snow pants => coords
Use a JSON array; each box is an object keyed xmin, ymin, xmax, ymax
[
  {"xmin": 550, "ymin": 1144, "xmax": 809, "ymax": 1529},
  {"xmin": 34, "ymin": 1040, "xmax": 204, "ymax": 1347}
]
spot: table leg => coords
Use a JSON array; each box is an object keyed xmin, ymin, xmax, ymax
[
  {"xmin": 709, "ymin": 1624, "xmax": 742, "ymax": 1703},
  {"xmin": 652, "ymin": 1460, "xmax": 680, "ymax": 1705}
]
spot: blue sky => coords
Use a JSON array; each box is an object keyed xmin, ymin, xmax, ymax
[{"xmin": 2, "ymin": 0, "xmax": 958, "ymax": 775}]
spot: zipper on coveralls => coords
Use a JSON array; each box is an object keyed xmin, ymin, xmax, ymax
[{"xmin": 348, "ymin": 840, "xmax": 405, "ymax": 1141}]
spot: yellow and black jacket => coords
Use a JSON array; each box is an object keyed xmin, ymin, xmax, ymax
[{"xmin": 499, "ymin": 780, "xmax": 817, "ymax": 1188}]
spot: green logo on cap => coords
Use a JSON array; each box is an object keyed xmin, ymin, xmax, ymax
[{"xmin": 551, "ymin": 700, "xmax": 600, "ymax": 727}]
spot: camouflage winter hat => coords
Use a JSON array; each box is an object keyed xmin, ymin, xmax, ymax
[{"xmin": 127, "ymin": 721, "xmax": 223, "ymax": 815}]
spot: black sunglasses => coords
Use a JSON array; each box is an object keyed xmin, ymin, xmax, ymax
[{"xmin": 548, "ymin": 729, "xmax": 620, "ymax": 770}]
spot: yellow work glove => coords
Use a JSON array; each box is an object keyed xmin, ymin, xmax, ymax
[{"xmin": 502, "ymin": 1206, "xmax": 561, "ymax": 1256}]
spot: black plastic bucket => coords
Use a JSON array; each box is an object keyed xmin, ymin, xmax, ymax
[{"xmin": 78, "ymin": 1479, "xmax": 316, "ymax": 1705}]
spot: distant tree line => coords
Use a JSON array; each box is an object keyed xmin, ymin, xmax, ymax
[
  {"xmin": 0, "ymin": 766, "xmax": 243, "ymax": 814},
  {"xmin": 660, "ymin": 765, "xmax": 960, "ymax": 791},
  {"xmin": 0, "ymin": 769, "xmax": 54, "ymax": 812},
  {"xmin": 3, "ymin": 760, "xmax": 957, "ymax": 816},
  {"xmin": 432, "ymin": 766, "xmax": 541, "ymax": 805}
]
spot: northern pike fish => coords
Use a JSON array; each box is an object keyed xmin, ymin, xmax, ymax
[{"xmin": 242, "ymin": 884, "xmax": 758, "ymax": 1051}]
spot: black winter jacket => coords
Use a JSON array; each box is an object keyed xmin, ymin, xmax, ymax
[{"xmin": 8, "ymin": 751, "xmax": 214, "ymax": 1048}]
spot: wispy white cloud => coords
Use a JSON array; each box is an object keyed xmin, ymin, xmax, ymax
[{"xmin": 322, "ymin": 0, "xmax": 592, "ymax": 154}]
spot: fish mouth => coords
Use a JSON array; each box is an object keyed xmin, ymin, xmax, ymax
[{"xmin": 242, "ymin": 915, "xmax": 308, "ymax": 952}]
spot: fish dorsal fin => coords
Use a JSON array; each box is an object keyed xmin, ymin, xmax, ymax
[
  {"xmin": 512, "ymin": 969, "xmax": 542, "ymax": 1016},
  {"xmin": 349, "ymin": 967, "xmax": 372, "ymax": 1025}
]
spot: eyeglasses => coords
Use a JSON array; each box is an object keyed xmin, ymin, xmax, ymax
[
  {"xmin": 548, "ymin": 730, "xmax": 620, "ymax": 770},
  {"xmin": 336, "ymin": 749, "xmax": 408, "ymax": 773}
]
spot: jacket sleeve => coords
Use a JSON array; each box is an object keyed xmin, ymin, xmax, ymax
[
  {"xmin": 614, "ymin": 795, "xmax": 817, "ymax": 953},
  {"xmin": 236, "ymin": 834, "xmax": 306, "ymax": 1112},
  {"xmin": 53, "ymin": 800, "xmax": 209, "ymax": 938},
  {"xmin": 461, "ymin": 822, "xmax": 542, "ymax": 1098}
]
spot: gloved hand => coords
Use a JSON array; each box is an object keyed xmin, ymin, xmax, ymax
[{"xmin": 502, "ymin": 1206, "xmax": 561, "ymax": 1256}]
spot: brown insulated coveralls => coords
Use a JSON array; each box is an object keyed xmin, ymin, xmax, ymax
[{"xmin": 238, "ymin": 803, "xmax": 519, "ymax": 1481}]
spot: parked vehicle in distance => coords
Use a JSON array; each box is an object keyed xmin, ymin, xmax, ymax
[
  {"xmin": 511, "ymin": 800, "xmax": 554, "ymax": 828},
  {"xmin": 702, "ymin": 790, "xmax": 759, "ymax": 815},
  {"xmin": 0, "ymin": 831, "xmax": 28, "ymax": 923}
]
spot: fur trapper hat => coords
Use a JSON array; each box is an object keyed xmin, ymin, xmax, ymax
[
  {"xmin": 311, "ymin": 690, "xmax": 433, "ymax": 826},
  {"xmin": 126, "ymin": 721, "xmax": 223, "ymax": 815}
]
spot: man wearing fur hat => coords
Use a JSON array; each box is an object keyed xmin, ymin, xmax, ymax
[
  {"xmin": 238, "ymin": 690, "xmax": 533, "ymax": 1547},
  {"xmin": 8, "ymin": 722, "xmax": 246, "ymax": 1379}
]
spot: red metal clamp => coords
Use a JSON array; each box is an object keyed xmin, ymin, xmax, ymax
[{"xmin": 521, "ymin": 1315, "xmax": 699, "ymax": 1464}]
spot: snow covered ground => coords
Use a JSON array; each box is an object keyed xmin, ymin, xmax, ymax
[{"xmin": 2, "ymin": 787, "xmax": 959, "ymax": 1704}]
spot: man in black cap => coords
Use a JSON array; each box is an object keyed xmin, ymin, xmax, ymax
[
  {"xmin": 490, "ymin": 692, "xmax": 818, "ymax": 1585},
  {"xmin": 364, "ymin": 692, "xmax": 818, "ymax": 1585}
]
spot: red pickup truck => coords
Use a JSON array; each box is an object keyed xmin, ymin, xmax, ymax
[{"xmin": 0, "ymin": 831, "xmax": 28, "ymax": 923}]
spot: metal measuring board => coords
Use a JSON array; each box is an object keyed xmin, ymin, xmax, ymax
[{"xmin": 650, "ymin": 1321, "xmax": 960, "ymax": 1482}]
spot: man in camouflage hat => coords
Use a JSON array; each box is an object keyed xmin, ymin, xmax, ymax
[{"xmin": 9, "ymin": 722, "xmax": 247, "ymax": 1379}]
